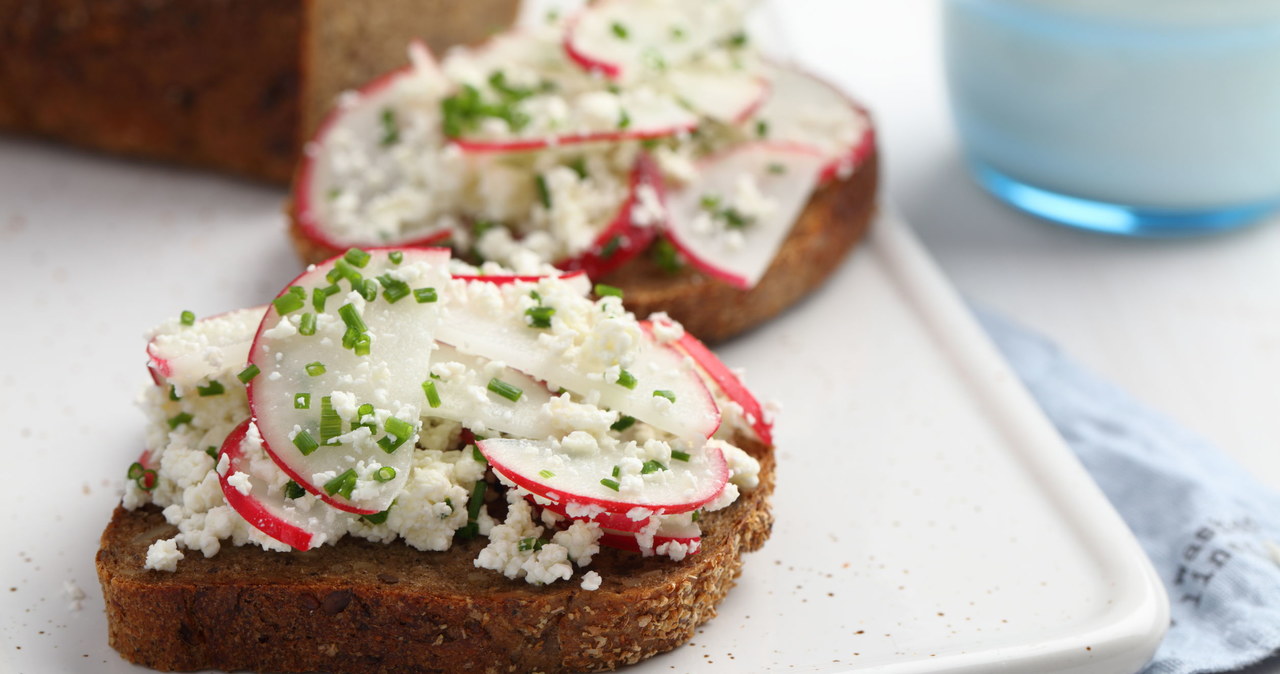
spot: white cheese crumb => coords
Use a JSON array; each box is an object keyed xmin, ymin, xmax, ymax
[
  {"xmin": 580, "ymin": 571, "xmax": 602, "ymax": 591},
  {"xmin": 227, "ymin": 471, "xmax": 252, "ymax": 495},
  {"xmin": 144, "ymin": 538, "xmax": 184, "ymax": 572}
]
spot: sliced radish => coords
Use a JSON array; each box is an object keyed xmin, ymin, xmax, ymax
[
  {"xmin": 479, "ymin": 437, "xmax": 728, "ymax": 516},
  {"xmin": 216, "ymin": 419, "xmax": 348, "ymax": 551},
  {"xmin": 247, "ymin": 247, "xmax": 450, "ymax": 514},
  {"xmin": 556, "ymin": 153, "xmax": 664, "ymax": 279},
  {"xmin": 563, "ymin": 0, "xmax": 750, "ymax": 82},
  {"xmin": 751, "ymin": 64, "xmax": 876, "ymax": 183},
  {"xmin": 653, "ymin": 320, "xmax": 773, "ymax": 446},
  {"xmin": 663, "ymin": 142, "xmax": 827, "ymax": 290},
  {"xmin": 599, "ymin": 519, "xmax": 702, "ymax": 555},
  {"xmin": 436, "ymin": 279, "xmax": 720, "ymax": 439},
  {"xmin": 537, "ymin": 498, "xmax": 653, "ymax": 533},
  {"xmin": 666, "ymin": 69, "xmax": 770, "ymax": 124},
  {"xmin": 423, "ymin": 342, "xmax": 574, "ymax": 439},
  {"xmin": 452, "ymin": 269, "xmax": 591, "ymax": 296},
  {"xmin": 293, "ymin": 49, "xmax": 454, "ymax": 257},
  {"xmin": 146, "ymin": 306, "xmax": 267, "ymax": 390}
]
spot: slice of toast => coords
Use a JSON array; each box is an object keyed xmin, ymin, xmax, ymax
[
  {"xmin": 96, "ymin": 436, "xmax": 775, "ymax": 673},
  {"xmin": 288, "ymin": 148, "xmax": 878, "ymax": 345}
]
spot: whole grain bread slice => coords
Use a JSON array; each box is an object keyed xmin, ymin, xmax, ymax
[
  {"xmin": 97, "ymin": 436, "xmax": 775, "ymax": 673},
  {"xmin": 287, "ymin": 148, "xmax": 878, "ymax": 344}
]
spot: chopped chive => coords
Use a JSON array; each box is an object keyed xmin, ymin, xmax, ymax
[
  {"xmin": 518, "ymin": 537, "xmax": 547, "ymax": 552},
  {"xmin": 727, "ymin": 31, "xmax": 748, "ymax": 47},
  {"xmin": 611, "ymin": 465, "xmax": 621, "ymax": 478},
  {"xmin": 272, "ymin": 288, "xmax": 305, "ymax": 315},
  {"xmin": 755, "ymin": 120, "xmax": 769, "ymax": 138},
  {"xmin": 196, "ymin": 380, "xmax": 225, "ymax": 397},
  {"xmin": 168, "ymin": 385, "xmax": 181, "ymax": 401},
  {"xmin": 617, "ymin": 108, "xmax": 631, "ymax": 130},
  {"xmin": 344, "ymin": 248, "xmax": 372, "ymax": 268},
  {"xmin": 594, "ymin": 283, "xmax": 623, "ymax": 299},
  {"xmin": 443, "ymin": 497, "xmax": 454, "ymax": 518},
  {"xmin": 691, "ymin": 509, "xmax": 701, "ymax": 522},
  {"xmin": 610, "ymin": 415, "xmax": 636, "ymax": 432},
  {"xmin": 388, "ymin": 250, "xmax": 404, "ymax": 265},
  {"xmin": 330, "ymin": 258, "xmax": 364, "ymax": 285},
  {"xmin": 138, "ymin": 469, "xmax": 158, "ymax": 491},
  {"xmin": 538, "ymin": 469, "xmax": 555, "ymax": 479},
  {"xmin": 379, "ymin": 108, "xmax": 400, "ymax": 146},
  {"xmin": 600, "ymin": 478, "xmax": 621, "ymax": 492},
  {"xmin": 356, "ymin": 278, "xmax": 378, "ymax": 302},
  {"xmin": 361, "ymin": 509, "xmax": 390, "ymax": 525},
  {"xmin": 293, "ymin": 429, "xmax": 320, "ymax": 455},
  {"xmin": 166, "ymin": 412, "xmax": 193, "ymax": 430},
  {"xmin": 319, "ymin": 395, "xmax": 342, "ymax": 445},
  {"xmin": 294, "ymin": 392, "xmax": 311, "ymax": 409},
  {"xmin": 313, "ymin": 284, "xmax": 340, "ymax": 312},
  {"xmin": 671, "ymin": 449, "xmax": 691, "ymax": 462},
  {"xmin": 466, "ymin": 480, "xmax": 486, "ymax": 520},
  {"xmin": 205, "ymin": 446, "xmax": 218, "ymax": 460},
  {"xmin": 651, "ymin": 238, "xmax": 683, "ymax": 273},
  {"xmin": 284, "ymin": 481, "xmax": 306, "ymax": 499},
  {"xmin": 356, "ymin": 403, "xmax": 374, "ymax": 420},
  {"xmin": 487, "ymin": 378, "xmax": 523, "ymax": 402},
  {"xmin": 377, "ymin": 435, "xmax": 407, "ymax": 453},
  {"xmin": 525, "ymin": 305, "xmax": 555, "ymax": 329},
  {"xmin": 535, "ymin": 174, "xmax": 552, "ymax": 209},
  {"xmin": 377, "ymin": 274, "xmax": 411, "ymax": 303},
  {"xmin": 652, "ymin": 389, "xmax": 676, "ymax": 403},
  {"xmin": 373, "ymin": 466, "xmax": 397, "ymax": 482},
  {"xmin": 305, "ymin": 361, "xmax": 326, "ymax": 377},
  {"xmin": 600, "ymin": 234, "xmax": 622, "ymax": 259},
  {"xmin": 298, "ymin": 312, "xmax": 316, "ymax": 336},
  {"xmin": 179, "ymin": 310, "xmax": 196, "ymax": 326},
  {"xmin": 472, "ymin": 445, "xmax": 486, "ymax": 463},
  {"xmin": 127, "ymin": 462, "xmax": 145, "ymax": 480},
  {"xmin": 568, "ymin": 156, "xmax": 588, "ymax": 180},
  {"xmin": 342, "ymin": 326, "xmax": 360, "ymax": 350},
  {"xmin": 641, "ymin": 460, "xmax": 667, "ymax": 474},
  {"xmin": 353, "ymin": 333, "xmax": 371, "ymax": 357},
  {"xmin": 414, "ymin": 287, "xmax": 438, "ymax": 303},
  {"xmin": 457, "ymin": 522, "xmax": 480, "ymax": 540},
  {"xmin": 422, "ymin": 380, "xmax": 441, "ymax": 408},
  {"xmin": 616, "ymin": 369, "xmax": 637, "ymax": 390},
  {"xmin": 236, "ymin": 364, "xmax": 260, "ymax": 384},
  {"xmin": 322, "ymin": 468, "xmax": 358, "ymax": 498},
  {"xmin": 611, "ymin": 21, "xmax": 629, "ymax": 39},
  {"xmin": 768, "ymin": 162, "xmax": 787, "ymax": 175},
  {"xmin": 670, "ymin": 25, "xmax": 686, "ymax": 39},
  {"xmin": 384, "ymin": 416, "xmax": 414, "ymax": 441},
  {"xmin": 700, "ymin": 194, "xmax": 721, "ymax": 212},
  {"xmin": 327, "ymin": 188, "xmax": 341, "ymax": 201}
]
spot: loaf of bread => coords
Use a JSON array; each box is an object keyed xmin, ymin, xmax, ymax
[
  {"xmin": 97, "ymin": 433, "xmax": 775, "ymax": 673},
  {"xmin": 0, "ymin": 0, "xmax": 520, "ymax": 182}
]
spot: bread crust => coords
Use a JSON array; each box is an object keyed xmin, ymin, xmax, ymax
[
  {"xmin": 287, "ymin": 147, "xmax": 878, "ymax": 344},
  {"xmin": 97, "ymin": 436, "xmax": 775, "ymax": 673}
]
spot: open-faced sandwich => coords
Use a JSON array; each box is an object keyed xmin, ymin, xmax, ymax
[
  {"xmin": 97, "ymin": 247, "xmax": 775, "ymax": 672},
  {"xmin": 288, "ymin": 0, "xmax": 877, "ymax": 342}
]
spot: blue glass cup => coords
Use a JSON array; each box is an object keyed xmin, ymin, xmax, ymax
[{"xmin": 944, "ymin": 0, "xmax": 1280, "ymax": 236}]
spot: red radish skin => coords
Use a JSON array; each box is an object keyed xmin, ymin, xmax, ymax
[
  {"xmin": 599, "ymin": 529, "xmax": 701, "ymax": 556},
  {"xmin": 145, "ymin": 306, "xmax": 268, "ymax": 388},
  {"xmin": 216, "ymin": 419, "xmax": 318, "ymax": 551},
  {"xmin": 537, "ymin": 498, "xmax": 653, "ymax": 532},
  {"xmin": 451, "ymin": 270, "xmax": 588, "ymax": 285},
  {"xmin": 479, "ymin": 438, "xmax": 728, "ymax": 517},
  {"xmin": 556, "ymin": 153, "xmax": 664, "ymax": 279}
]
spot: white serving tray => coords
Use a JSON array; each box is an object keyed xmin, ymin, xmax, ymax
[{"xmin": 0, "ymin": 138, "xmax": 1167, "ymax": 673}]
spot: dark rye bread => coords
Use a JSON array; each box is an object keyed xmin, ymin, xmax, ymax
[
  {"xmin": 96, "ymin": 437, "xmax": 775, "ymax": 673},
  {"xmin": 288, "ymin": 148, "xmax": 879, "ymax": 344},
  {"xmin": 0, "ymin": 0, "xmax": 519, "ymax": 182}
]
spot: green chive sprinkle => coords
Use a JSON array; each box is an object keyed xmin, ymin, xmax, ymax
[
  {"xmin": 525, "ymin": 305, "xmax": 555, "ymax": 329},
  {"xmin": 374, "ymin": 466, "xmax": 397, "ymax": 482},
  {"xmin": 388, "ymin": 250, "xmax": 404, "ymax": 265},
  {"xmin": 323, "ymin": 468, "xmax": 358, "ymax": 498},
  {"xmin": 610, "ymin": 415, "xmax": 636, "ymax": 432},
  {"xmin": 568, "ymin": 156, "xmax": 588, "ymax": 179},
  {"xmin": 594, "ymin": 283, "xmax": 623, "ymax": 299},
  {"xmin": 487, "ymin": 378, "xmax": 523, "ymax": 402},
  {"xmin": 422, "ymin": 380, "xmax": 441, "ymax": 408},
  {"xmin": 538, "ymin": 469, "xmax": 555, "ymax": 479},
  {"xmin": 414, "ymin": 287, "xmax": 438, "ymax": 303},
  {"xmin": 384, "ymin": 416, "xmax": 414, "ymax": 441},
  {"xmin": 330, "ymin": 258, "xmax": 364, "ymax": 285},
  {"xmin": 362, "ymin": 509, "xmax": 390, "ymax": 525},
  {"xmin": 535, "ymin": 174, "xmax": 552, "ymax": 209},
  {"xmin": 272, "ymin": 288, "xmax": 305, "ymax": 315},
  {"xmin": 755, "ymin": 120, "xmax": 770, "ymax": 138},
  {"xmin": 344, "ymin": 248, "xmax": 372, "ymax": 268},
  {"xmin": 652, "ymin": 237, "xmax": 684, "ymax": 273},
  {"xmin": 284, "ymin": 481, "xmax": 306, "ymax": 499},
  {"xmin": 294, "ymin": 392, "xmax": 311, "ymax": 409},
  {"xmin": 700, "ymin": 194, "xmax": 721, "ymax": 212},
  {"xmin": 319, "ymin": 395, "xmax": 342, "ymax": 445},
  {"xmin": 518, "ymin": 537, "xmax": 547, "ymax": 551},
  {"xmin": 168, "ymin": 385, "xmax": 181, "ymax": 401},
  {"xmin": 353, "ymin": 333, "xmax": 371, "ymax": 357},
  {"xmin": 768, "ymin": 162, "xmax": 787, "ymax": 175},
  {"xmin": 466, "ymin": 480, "xmax": 487, "ymax": 520},
  {"xmin": 653, "ymin": 389, "xmax": 677, "ymax": 403},
  {"xmin": 670, "ymin": 25, "xmax": 686, "ymax": 39},
  {"xmin": 313, "ymin": 284, "xmax": 340, "ymax": 312},
  {"xmin": 379, "ymin": 108, "xmax": 400, "ymax": 146},
  {"xmin": 236, "ymin": 364, "xmax": 260, "ymax": 384},
  {"xmin": 600, "ymin": 235, "xmax": 622, "ymax": 259},
  {"xmin": 616, "ymin": 369, "xmax": 637, "ymax": 390},
  {"xmin": 127, "ymin": 462, "xmax": 144, "ymax": 480},
  {"xmin": 196, "ymin": 380, "xmax": 225, "ymax": 397},
  {"xmin": 641, "ymin": 460, "xmax": 667, "ymax": 474},
  {"xmin": 691, "ymin": 509, "xmax": 701, "ymax": 522},
  {"xmin": 138, "ymin": 469, "xmax": 158, "ymax": 491},
  {"xmin": 611, "ymin": 21, "xmax": 629, "ymax": 39},
  {"xmin": 377, "ymin": 274, "xmax": 411, "ymax": 303},
  {"xmin": 617, "ymin": 108, "xmax": 631, "ymax": 130},
  {"xmin": 600, "ymin": 478, "xmax": 621, "ymax": 492},
  {"xmin": 167, "ymin": 412, "xmax": 193, "ymax": 430},
  {"xmin": 611, "ymin": 465, "xmax": 621, "ymax": 478},
  {"xmin": 305, "ymin": 361, "xmax": 326, "ymax": 377},
  {"xmin": 356, "ymin": 278, "xmax": 378, "ymax": 302},
  {"xmin": 472, "ymin": 445, "xmax": 486, "ymax": 463},
  {"xmin": 205, "ymin": 446, "xmax": 218, "ymax": 460},
  {"xmin": 357, "ymin": 403, "xmax": 374, "ymax": 421},
  {"xmin": 180, "ymin": 310, "xmax": 196, "ymax": 326},
  {"xmin": 727, "ymin": 31, "xmax": 748, "ymax": 47},
  {"xmin": 298, "ymin": 312, "xmax": 316, "ymax": 336},
  {"xmin": 293, "ymin": 429, "xmax": 320, "ymax": 455},
  {"xmin": 671, "ymin": 449, "xmax": 691, "ymax": 462}
]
